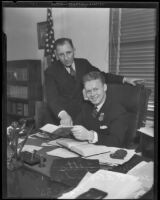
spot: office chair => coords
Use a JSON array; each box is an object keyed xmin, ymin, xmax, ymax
[{"xmin": 107, "ymin": 84, "xmax": 151, "ymax": 148}]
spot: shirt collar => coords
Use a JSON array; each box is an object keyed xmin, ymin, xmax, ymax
[
  {"xmin": 65, "ymin": 62, "xmax": 76, "ymax": 73},
  {"xmin": 96, "ymin": 95, "xmax": 106, "ymax": 112}
]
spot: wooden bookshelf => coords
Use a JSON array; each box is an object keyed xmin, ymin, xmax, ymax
[{"xmin": 7, "ymin": 60, "xmax": 42, "ymax": 125}]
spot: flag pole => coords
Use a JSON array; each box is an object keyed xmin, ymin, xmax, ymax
[{"xmin": 42, "ymin": 8, "xmax": 56, "ymax": 102}]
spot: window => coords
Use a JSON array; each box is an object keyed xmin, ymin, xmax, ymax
[{"xmin": 109, "ymin": 8, "xmax": 156, "ymax": 122}]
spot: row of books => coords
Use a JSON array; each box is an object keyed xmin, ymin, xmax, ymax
[
  {"xmin": 7, "ymin": 68, "xmax": 28, "ymax": 81},
  {"xmin": 7, "ymin": 101, "xmax": 29, "ymax": 116},
  {"xmin": 7, "ymin": 85, "xmax": 28, "ymax": 99}
]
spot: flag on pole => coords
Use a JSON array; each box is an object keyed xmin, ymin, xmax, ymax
[
  {"xmin": 42, "ymin": 8, "xmax": 56, "ymax": 101},
  {"xmin": 44, "ymin": 8, "xmax": 56, "ymax": 64}
]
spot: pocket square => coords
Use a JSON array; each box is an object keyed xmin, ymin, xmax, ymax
[{"xmin": 100, "ymin": 125, "xmax": 108, "ymax": 129}]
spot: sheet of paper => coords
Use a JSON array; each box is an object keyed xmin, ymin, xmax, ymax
[
  {"xmin": 18, "ymin": 138, "xmax": 25, "ymax": 144},
  {"xmin": 127, "ymin": 161, "xmax": 154, "ymax": 191},
  {"xmin": 85, "ymin": 148, "xmax": 136, "ymax": 166},
  {"xmin": 40, "ymin": 123, "xmax": 59, "ymax": 133},
  {"xmin": 40, "ymin": 124, "xmax": 74, "ymax": 134},
  {"xmin": 29, "ymin": 132, "xmax": 50, "ymax": 139},
  {"xmin": 47, "ymin": 147, "xmax": 79, "ymax": 158},
  {"xmin": 41, "ymin": 140, "xmax": 61, "ymax": 147},
  {"xmin": 56, "ymin": 138, "xmax": 88, "ymax": 149},
  {"xmin": 21, "ymin": 145, "xmax": 43, "ymax": 152},
  {"xmin": 59, "ymin": 169, "xmax": 145, "ymax": 199},
  {"xmin": 138, "ymin": 127, "xmax": 154, "ymax": 137}
]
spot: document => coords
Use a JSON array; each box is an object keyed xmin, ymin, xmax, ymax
[
  {"xmin": 40, "ymin": 123, "xmax": 73, "ymax": 134},
  {"xmin": 59, "ymin": 170, "xmax": 145, "ymax": 199},
  {"xmin": 47, "ymin": 147, "xmax": 79, "ymax": 158},
  {"xmin": 41, "ymin": 140, "xmax": 61, "ymax": 147},
  {"xmin": 20, "ymin": 144, "xmax": 43, "ymax": 152},
  {"xmin": 29, "ymin": 132, "xmax": 51, "ymax": 139},
  {"xmin": 127, "ymin": 161, "xmax": 154, "ymax": 191},
  {"xmin": 56, "ymin": 138, "xmax": 111, "ymax": 157}
]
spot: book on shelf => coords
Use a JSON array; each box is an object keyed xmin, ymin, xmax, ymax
[
  {"xmin": 7, "ymin": 85, "xmax": 28, "ymax": 99},
  {"xmin": 55, "ymin": 138, "xmax": 111, "ymax": 157},
  {"xmin": 7, "ymin": 101, "xmax": 29, "ymax": 117},
  {"xmin": 23, "ymin": 104, "xmax": 29, "ymax": 116},
  {"xmin": 16, "ymin": 102, "xmax": 24, "ymax": 116},
  {"xmin": 7, "ymin": 68, "xmax": 28, "ymax": 81}
]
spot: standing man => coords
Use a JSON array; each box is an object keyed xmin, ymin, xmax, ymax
[
  {"xmin": 71, "ymin": 71, "xmax": 130, "ymax": 148},
  {"xmin": 44, "ymin": 38, "xmax": 140, "ymax": 126}
]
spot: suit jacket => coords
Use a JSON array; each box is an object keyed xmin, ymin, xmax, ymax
[
  {"xmin": 74, "ymin": 97, "xmax": 131, "ymax": 148},
  {"xmin": 44, "ymin": 58, "xmax": 124, "ymax": 121}
]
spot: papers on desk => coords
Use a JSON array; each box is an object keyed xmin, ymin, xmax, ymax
[
  {"xmin": 127, "ymin": 161, "xmax": 154, "ymax": 191},
  {"xmin": 20, "ymin": 145, "xmax": 43, "ymax": 153},
  {"xmin": 41, "ymin": 140, "xmax": 61, "ymax": 147},
  {"xmin": 85, "ymin": 147, "xmax": 136, "ymax": 166},
  {"xmin": 40, "ymin": 123, "xmax": 59, "ymax": 133},
  {"xmin": 29, "ymin": 132, "xmax": 50, "ymax": 139},
  {"xmin": 47, "ymin": 147, "xmax": 79, "ymax": 158},
  {"xmin": 59, "ymin": 169, "xmax": 145, "ymax": 199},
  {"xmin": 18, "ymin": 138, "xmax": 25, "ymax": 144},
  {"xmin": 40, "ymin": 123, "xmax": 73, "ymax": 134}
]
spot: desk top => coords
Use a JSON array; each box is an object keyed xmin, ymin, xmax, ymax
[{"xmin": 6, "ymin": 134, "xmax": 154, "ymax": 199}]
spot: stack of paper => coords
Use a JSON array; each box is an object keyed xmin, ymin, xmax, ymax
[
  {"xmin": 56, "ymin": 138, "xmax": 112, "ymax": 157},
  {"xmin": 59, "ymin": 169, "xmax": 146, "ymax": 199}
]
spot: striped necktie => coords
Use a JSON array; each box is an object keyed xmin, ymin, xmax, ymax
[
  {"xmin": 66, "ymin": 65, "xmax": 76, "ymax": 77},
  {"xmin": 92, "ymin": 106, "xmax": 98, "ymax": 118}
]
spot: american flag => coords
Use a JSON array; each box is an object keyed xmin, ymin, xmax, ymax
[{"xmin": 44, "ymin": 8, "xmax": 56, "ymax": 63}]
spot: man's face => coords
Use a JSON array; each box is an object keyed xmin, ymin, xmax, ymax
[
  {"xmin": 55, "ymin": 41, "xmax": 75, "ymax": 67},
  {"xmin": 84, "ymin": 79, "xmax": 107, "ymax": 106}
]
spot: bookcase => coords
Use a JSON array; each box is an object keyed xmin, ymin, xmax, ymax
[{"xmin": 7, "ymin": 60, "xmax": 43, "ymax": 125}]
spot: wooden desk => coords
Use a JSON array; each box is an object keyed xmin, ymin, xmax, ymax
[{"xmin": 6, "ymin": 136, "xmax": 154, "ymax": 199}]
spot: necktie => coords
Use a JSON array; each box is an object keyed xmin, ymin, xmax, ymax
[
  {"xmin": 92, "ymin": 106, "xmax": 98, "ymax": 118},
  {"xmin": 66, "ymin": 65, "xmax": 76, "ymax": 77}
]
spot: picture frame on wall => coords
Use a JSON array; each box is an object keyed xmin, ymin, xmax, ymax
[{"xmin": 37, "ymin": 21, "xmax": 48, "ymax": 49}]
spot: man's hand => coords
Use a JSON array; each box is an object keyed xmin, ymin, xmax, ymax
[
  {"xmin": 71, "ymin": 125, "xmax": 94, "ymax": 141},
  {"xmin": 123, "ymin": 77, "xmax": 145, "ymax": 86},
  {"xmin": 59, "ymin": 111, "xmax": 73, "ymax": 126}
]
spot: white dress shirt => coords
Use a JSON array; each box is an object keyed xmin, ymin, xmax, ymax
[{"xmin": 65, "ymin": 62, "xmax": 76, "ymax": 74}]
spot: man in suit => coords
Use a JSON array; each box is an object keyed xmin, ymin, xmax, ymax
[
  {"xmin": 44, "ymin": 38, "xmax": 141, "ymax": 126},
  {"xmin": 71, "ymin": 71, "xmax": 131, "ymax": 148}
]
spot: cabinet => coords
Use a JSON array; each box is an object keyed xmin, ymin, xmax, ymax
[{"xmin": 7, "ymin": 60, "xmax": 42, "ymax": 125}]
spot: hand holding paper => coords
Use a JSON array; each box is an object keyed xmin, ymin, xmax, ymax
[{"xmin": 71, "ymin": 125, "xmax": 94, "ymax": 141}]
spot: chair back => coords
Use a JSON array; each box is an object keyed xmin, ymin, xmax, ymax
[{"xmin": 107, "ymin": 84, "xmax": 151, "ymax": 147}]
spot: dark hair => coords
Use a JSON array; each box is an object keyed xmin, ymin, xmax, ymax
[
  {"xmin": 82, "ymin": 71, "xmax": 105, "ymax": 85},
  {"xmin": 54, "ymin": 38, "xmax": 74, "ymax": 49}
]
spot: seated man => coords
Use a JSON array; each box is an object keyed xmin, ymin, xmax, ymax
[{"xmin": 71, "ymin": 71, "xmax": 132, "ymax": 148}]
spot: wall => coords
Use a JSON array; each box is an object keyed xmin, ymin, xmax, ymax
[{"xmin": 3, "ymin": 7, "xmax": 110, "ymax": 72}]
